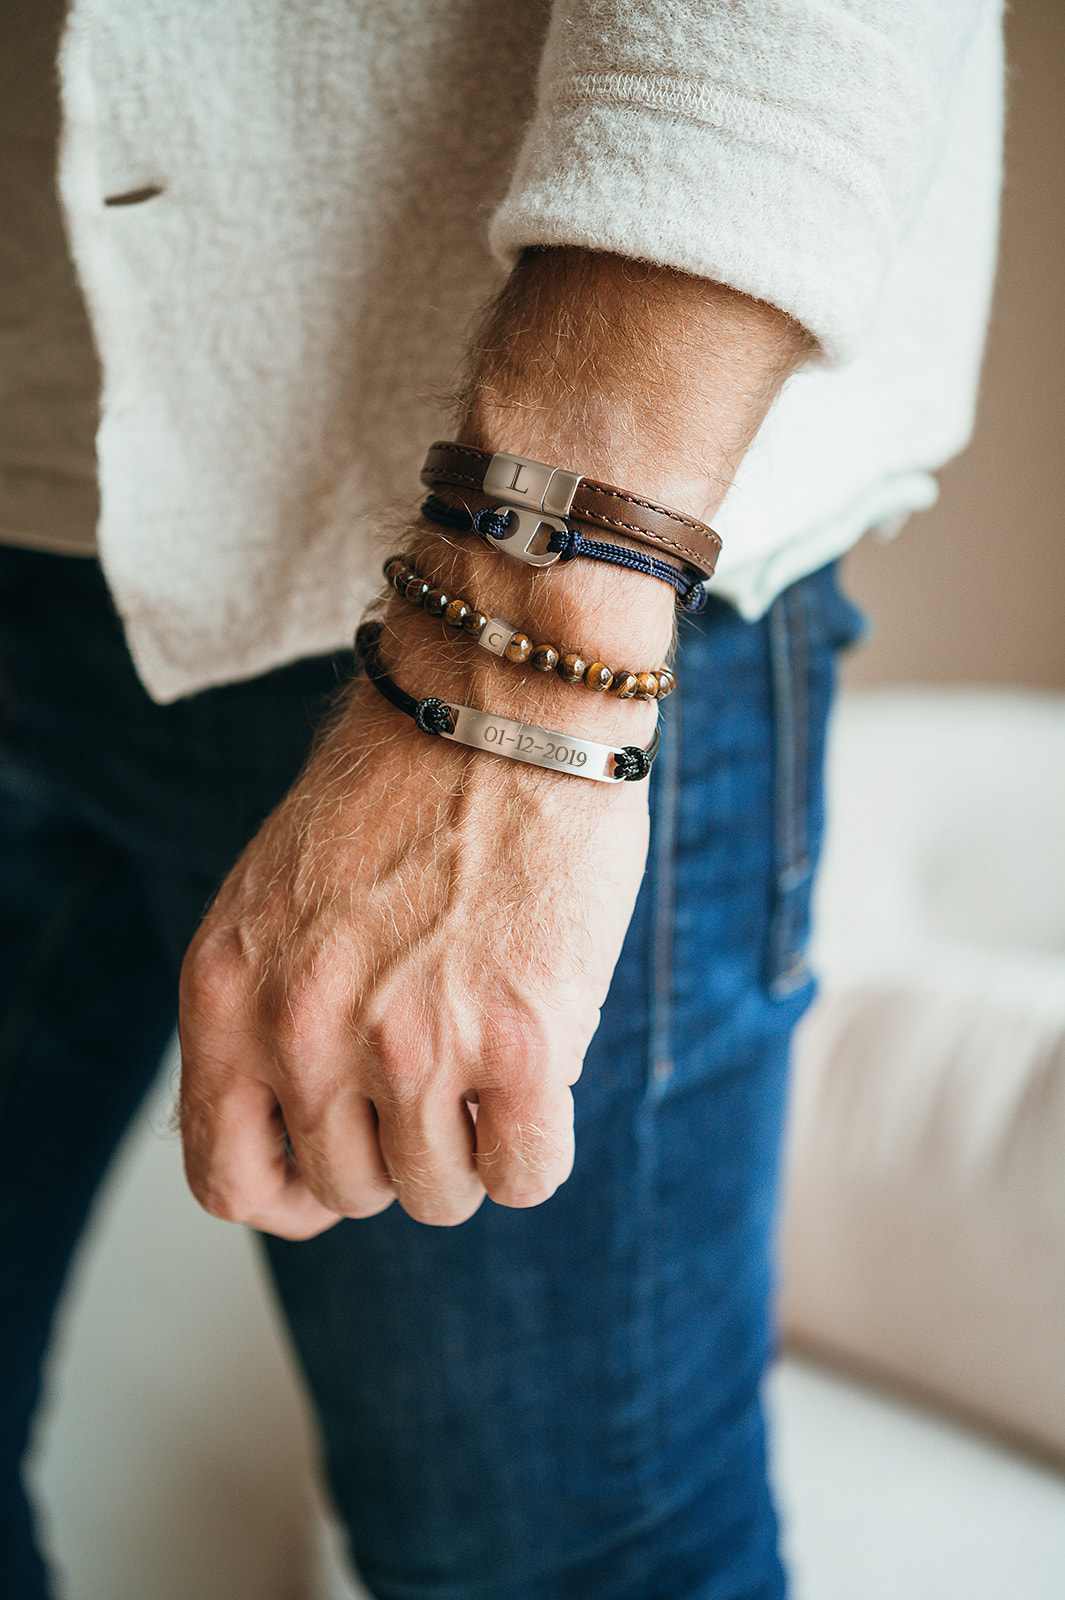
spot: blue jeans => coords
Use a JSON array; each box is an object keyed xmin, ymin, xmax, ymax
[{"xmin": 0, "ymin": 546, "xmax": 862, "ymax": 1599}]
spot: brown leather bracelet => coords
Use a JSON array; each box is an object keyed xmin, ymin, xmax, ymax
[{"xmin": 420, "ymin": 441, "xmax": 722, "ymax": 581}]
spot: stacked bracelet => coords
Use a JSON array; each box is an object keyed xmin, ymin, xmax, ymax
[
  {"xmin": 384, "ymin": 554, "xmax": 676, "ymax": 702},
  {"xmin": 355, "ymin": 621, "xmax": 659, "ymax": 784},
  {"xmin": 420, "ymin": 441, "xmax": 722, "ymax": 579},
  {"xmin": 420, "ymin": 495, "xmax": 708, "ymax": 614}
]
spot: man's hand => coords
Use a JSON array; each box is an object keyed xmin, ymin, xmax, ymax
[
  {"xmin": 179, "ymin": 671, "xmax": 652, "ymax": 1235},
  {"xmin": 178, "ymin": 249, "xmax": 813, "ymax": 1234}
]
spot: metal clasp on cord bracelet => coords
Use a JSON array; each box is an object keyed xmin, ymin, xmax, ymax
[
  {"xmin": 485, "ymin": 505, "xmax": 567, "ymax": 568},
  {"xmin": 476, "ymin": 452, "xmax": 584, "ymax": 568}
]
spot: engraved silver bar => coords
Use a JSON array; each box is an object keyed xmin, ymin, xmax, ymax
[
  {"xmin": 483, "ymin": 452, "xmax": 582, "ymax": 518},
  {"xmin": 441, "ymin": 706, "xmax": 624, "ymax": 782}
]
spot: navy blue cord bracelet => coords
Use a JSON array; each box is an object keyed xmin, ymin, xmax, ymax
[{"xmin": 420, "ymin": 494, "xmax": 708, "ymax": 614}]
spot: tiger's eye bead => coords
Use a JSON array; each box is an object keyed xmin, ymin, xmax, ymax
[
  {"xmin": 462, "ymin": 609, "xmax": 490, "ymax": 637},
  {"xmin": 383, "ymin": 556, "xmax": 407, "ymax": 585},
  {"xmin": 423, "ymin": 587, "xmax": 450, "ymax": 616},
  {"xmin": 445, "ymin": 597, "xmax": 471, "ymax": 628},
  {"xmin": 557, "ymin": 652, "xmax": 587, "ymax": 683},
  {"xmin": 656, "ymin": 667, "xmax": 677, "ymax": 699},
  {"xmin": 610, "ymin": 671, "xmax": 639, "ymax": 700},
  {"xmin": 584, "ymin": 661, "xmax": 613, "ymax": 692},
  {"xmin": 635, "ymin": 671, "xmax": 660, "ymax": 701},
  {"xmin": 404, "ymin": 574, "xmax": 431, "ymax": 604},
  {"xmin": 530, "ymin": 643, "xmax": 559, "ymax": 673},
  {"xmin": 504, "ymin": 632, "xmax": 533, "ymax": 664},
  {"xmin": 390, "ymin": 564, "xmax": 417, "ymax": 595}
]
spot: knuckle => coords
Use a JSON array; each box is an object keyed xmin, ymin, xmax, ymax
[
  {"xmin": 382, "ymin": 1148, "xmax": 485, "ymax": 1226},
  {"xmin": 478, "ymin": 1017, "xmax": 544, "ymax": 1076},
  {"xmin": 341, "ymin": 1191, "xmax": 397, "ymax": 1221},
  {"xmin": 268, "ymin": 1214, "xmax": 343, "ymax": 1242},
  {"xmin": 361, "ymin": 1017, "xmax": 432, "ymax": 1099},
  {"xmin": 267, "ymin": 971, "xmax": 343, "ymax": 1059},
  {"xmin": 179, "ymin": 934, "xmax": 244, "ymax": 1031}
]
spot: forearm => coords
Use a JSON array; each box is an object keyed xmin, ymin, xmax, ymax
[{"xmin": 458, "ymin": 246, "xmax": 814, "ymax": 512}]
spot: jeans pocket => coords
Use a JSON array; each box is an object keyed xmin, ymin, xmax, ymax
[{"xmin": 762, "ymin": 565, "xmax": 865, "ymax": 999}]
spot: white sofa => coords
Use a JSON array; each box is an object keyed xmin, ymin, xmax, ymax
[
  {"xmin": 27, "ymin": 689, "xmax": 1065, "ymax": 1598},
  {"xmin": 774, "ymin": 688, "xmax": 1065, "ymax": 1599}
]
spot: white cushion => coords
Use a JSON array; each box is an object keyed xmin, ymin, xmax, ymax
[
  {"xmin": 779, "ymin": 690, "xmax": 1065, "ymax": 1460},
  {"xmin": 780, "ymin": 980, "xmax": 1065, "ymax": 1460},
  {"xmin": 768, "ymin": 1355, "xmax": 1065, "ymax": 1600}
]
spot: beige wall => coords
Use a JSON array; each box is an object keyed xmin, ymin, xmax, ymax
[{"xmin": 842, "ymin": 0, "xmax": 1065, "ymax": 691}]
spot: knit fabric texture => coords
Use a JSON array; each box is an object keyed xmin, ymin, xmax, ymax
[{"xmin": 57, "ymin": 0, "xmax": 1002, "ymax": 701}]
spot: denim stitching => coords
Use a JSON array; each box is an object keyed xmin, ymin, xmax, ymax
[
  {"xmin": 649, "ymin": 700, "xmax": 680, "ymax": 1094},
  {"xmin": 766, "ymin": 582, "xmax": 814, "ymax": 998}
]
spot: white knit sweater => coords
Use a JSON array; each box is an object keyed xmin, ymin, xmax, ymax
[{"xmin": 58, "ymin": 0, "xmax": 1003, "ymax": 702}]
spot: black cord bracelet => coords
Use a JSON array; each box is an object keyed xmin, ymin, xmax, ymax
[
  {"xmin": 420, "ymin": 495, "xmax": 708, "ymax": 613},
  {"xmin": 355, "ymin": 622, "xmax": 659, "ymax": 783}
]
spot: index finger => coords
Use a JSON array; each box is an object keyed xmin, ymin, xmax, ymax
[{"xmin": 179, "ymin": 1055, "xmax": 346, "ymax": 1241}]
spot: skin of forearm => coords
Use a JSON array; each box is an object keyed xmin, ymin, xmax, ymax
[{"xmin": 458, "ymin": 246, "xmax": 815, "ymax": 515}]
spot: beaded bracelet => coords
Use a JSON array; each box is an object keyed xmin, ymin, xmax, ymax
[
  {"xmin": 355, "ymin": 621, "xmax": 659, "ymax": 784},
  {"xmin": 383, "ymin": 554, "xmax": 676, "ymax": 702},
  {"xmin": 420, "ymin": 494, "xmax": 708, "ymax": 614}
]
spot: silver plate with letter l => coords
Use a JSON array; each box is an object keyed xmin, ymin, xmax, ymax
[{"xmin": 482, "ymin": 452, "xmax": 582, "ymax": 518}]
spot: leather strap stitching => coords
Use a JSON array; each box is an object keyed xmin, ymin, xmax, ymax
[{"xmin": 420, "ymin": 442, "xmax": 721, "ymax": 578}]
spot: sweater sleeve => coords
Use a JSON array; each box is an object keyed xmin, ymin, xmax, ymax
[{"xmin": 488, "ymin": 0, "xmax": 997, "ymax": 364}]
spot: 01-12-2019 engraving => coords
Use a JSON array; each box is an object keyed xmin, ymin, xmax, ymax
[{"xmin": 482, "ymin": 723, "xmax": 588, "ymax": 768}]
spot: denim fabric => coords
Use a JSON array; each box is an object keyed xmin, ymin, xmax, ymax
[
  {"xmin": 0, "ymin": 545, "xmax": 862, "ymax": 1599},
  {"xmin": 0, "ymin": 549, "xmax": 353, "ymax": 1600}
]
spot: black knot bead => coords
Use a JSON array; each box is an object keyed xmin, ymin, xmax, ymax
[
  {"xmin": 613, "ymin": 745, "xmax": 653, "ymax": 782},
  {"xmin": 413, "ymin": 697, "xmax": 453, "ymax": 736},
  {"xmin": 682, "ymin": 583, "xmax": 710, "ymax": 614},
  {"xmin": 547, "ymin": 527, "xmax": 580, "ymax": 562},
  {"xmin": 474, "ymin": 508, "xmax": 511, "ymax": 541}
]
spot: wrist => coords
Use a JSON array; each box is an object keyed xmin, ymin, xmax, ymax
[{"xmin": 455, "ymin": 248, "xmax": 814, "ymax": 524}]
